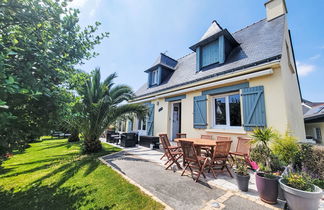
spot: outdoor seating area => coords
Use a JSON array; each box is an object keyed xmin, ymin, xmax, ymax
[{"xmin": 159, "ymin": 133, "xmax": 248, "ymax": 183}]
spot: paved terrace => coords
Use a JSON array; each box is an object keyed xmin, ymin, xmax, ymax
[{"xmin": 99, "ymin": 140, "xmax": 323, "ymax": 210}]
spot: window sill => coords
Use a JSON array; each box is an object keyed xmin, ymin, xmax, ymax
[{"xmin": 205, "ymin": 128, "xmax": 247, "ymax": 135}]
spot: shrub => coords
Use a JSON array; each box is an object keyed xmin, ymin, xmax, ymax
[
  {"xmin": 303, "ymin": 145, "xmax": 324, "ymax": 180},
  {"xmin": 271, "ymin": 132, "xmax": 299, "ymax": 165},
  {"xmin": 312, "ymin": 178, "xmax": 324, "ymax": 189},
  {"xmin": 250, "ymin": 128, "xmax": 283, "ymax": 173},
  {"xmin": 293, "ymin": 144, "xmax": 312, "ymax": 171},
  {"xmin": 282, "ymin": 172, "xmax": 314, "ymax": 192}
]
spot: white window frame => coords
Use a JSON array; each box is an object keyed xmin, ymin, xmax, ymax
[
  {"xmin": 151, "ymin": 70, "xmax": 158, "ymax": 85},
  {"xmin": 211, "ymin": 92, "xmax": 243, "ymax": 129}
]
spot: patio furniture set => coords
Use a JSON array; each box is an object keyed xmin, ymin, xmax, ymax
[
  {"xmin": 106, "ymin": 131, "xmax": 160, "ymax": 148},
  {"xmin": 159, "ymin": 133, "xmax": 251, "ymax": 183}
]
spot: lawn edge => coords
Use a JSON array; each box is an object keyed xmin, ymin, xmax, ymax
[{"xmin": 99, "ymin": 151, "xmax": 173, "ymax": 210}]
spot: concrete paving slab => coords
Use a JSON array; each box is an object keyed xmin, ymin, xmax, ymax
[{"xmin": 223, "ymin": 195, "xmax": 271, "ymax": 210}]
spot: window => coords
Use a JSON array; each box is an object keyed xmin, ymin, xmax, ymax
[
  {"xmin": 137, "ymin": 118, "xmax": 146, "ymax": 130},
  {"xmin": 151, "ymin": 69, "xmax": 158, "ymax": 85},
  {"xmin": 212, "ymin": 93, "xmax": 242, "ymax": 128}
]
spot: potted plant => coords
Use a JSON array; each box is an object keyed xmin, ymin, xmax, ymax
[
  {"xmin": 250, "ymin": 128, "xmax": 283, "ymax": 204},
  {"xmin": 234, "ymin": 159, "xmax": 250, "ymax": 192},
  {"xmin": 279, "ymin": 173, "xmax": 322, "ymax": 210}
]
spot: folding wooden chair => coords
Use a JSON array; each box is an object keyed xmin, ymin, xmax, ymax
[
  {"xmin": 159, "ymin": 134, "xmax": 183, "ymax": 170},
  {"xmin": 217, "ymin": 136, "xmax": 231, "ymax": 141},
  {"xmin": 229, "ymin": 137, "xmax": 251, "ymax": 167},
  {"xmin": 200, "ymin": 134, "xmax": 213, "ymax": 155},
  {"xmin": 201, "ymin": 134, "xmax": 212, "ymax": 139},
  {"xmin": 176, "ymin": 133, "xmax": 187, "ymax": 138},
  {"xmin": 159, "ymin": 134, "xmax": 181, "ymax": 160},
  {"xmin": 179, "ymin": 140, "xmax": 210, "ymax": 182},
  {"xmin": 209, "ymin": 140, "xmax": 233, "ymax": 178},
  {"xmin": 205, "ymin": 136, "xmax": 231, "ymax": 157}
]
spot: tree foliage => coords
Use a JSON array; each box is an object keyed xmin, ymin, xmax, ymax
[
  {"xmin": 0, "ymin": 0, "xmax": 108, "ymax": 159},
  {"xmin": 77, "ymin": 69, "xmax": 147, "ymax": 153}
]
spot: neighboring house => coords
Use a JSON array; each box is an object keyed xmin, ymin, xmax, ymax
[
  {"xmin": 303, "ymin": 99, "xmax": 324, "ymax": 144},
  {"xmin": 126, "ymin": 0, "xmax": 306, "ymax": 147}
]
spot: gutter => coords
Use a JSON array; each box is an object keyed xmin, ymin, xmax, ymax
[{"xmin": 129, "ymin": 68, "xmax": 274, "ymax": 104}]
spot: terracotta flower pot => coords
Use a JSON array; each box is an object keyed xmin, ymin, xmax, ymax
[
  {"xmin": 255, "ymin": 172, "xmax": 278, "ymax": 204},
  {"xmin": 235, "ymin": 173, "xmax": 250, "ymax": 192},
  {"xmin": 279, "ymin": 178, "xmax": 322, "ymax": 210}
]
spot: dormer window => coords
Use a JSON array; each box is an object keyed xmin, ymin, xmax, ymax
[
  {"xmin": 145, "ymin": 53, "xmax": 178, "ymax": 88},
  {"xmin": 201, "ymin": 40, "xmax": 219, "ymax": 67},
  {"xmin": 151, "ymin": 69, "xmax": 158, "ymax": 85},
  {"xmin": 189, "ymin": 20, "xmax": 239, "ymax": 73}
]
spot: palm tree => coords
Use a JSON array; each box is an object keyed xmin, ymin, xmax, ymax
[{"xmin": 77, "ymin": 68, "xmax": 147, "ymax": 153}]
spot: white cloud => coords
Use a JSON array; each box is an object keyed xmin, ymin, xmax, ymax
[
  {"xmin": 297, "ymin": 61, "xmax": 316, "ymax": 76},
  {"xmin": 309, "ymin": 54, "xmax": 321, "ymax": 60}
]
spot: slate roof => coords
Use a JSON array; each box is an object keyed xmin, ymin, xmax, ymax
[
  {"xmin": 304, "ymin": 105, "xmax": 324, "ymax": 121},
  {"xmin": 135, "ymin": 15, "xmax": 286, "ymax": 98},
  {"xmin": 144, "ymin": 53, "xmax": 178, "ymax": 72}
]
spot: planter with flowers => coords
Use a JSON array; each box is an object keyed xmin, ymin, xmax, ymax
[
  {"xmin": 250, "ymin": 128, "xmax": 284, "ymax": 204},
  {"xmin": 234, "ymin": 159, "xmax": 250, "ymax": 192},
  {"xmin": 279, "ymin": 173, "xmax": 322, "ymax": 210}
]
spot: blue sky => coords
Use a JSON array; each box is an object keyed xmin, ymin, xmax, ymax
[{"xmin": 70, "ymin": 0, "xmax": 324, "ymax": 102}]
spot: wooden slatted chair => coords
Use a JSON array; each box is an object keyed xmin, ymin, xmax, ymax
[
  {"xmin": 205, "ymin": 136, "xmax": 232, "ymax": 157},
  {"xmin": 159, "ymin": 134, "xmax": 183, "ymax": 170},
  {"xmin": 217, "ymin": 136, "xmax": 231, "ymax": 141},
  {"xmin": 229, "ymin": 137, "xmax": 251, "ymax": 167},
  {"xmin": 209, "ymin": 140, "xmax": 233, "ymax": 178},
  {"xmin": 176, "ymin": 133, "xmax": 187, "ymax": 138},
  {"xmin": 175, "ymin": 133, "xmax": 187, "ymax": 147},
  {"xmin": 200, "ymin": 134, "xmax": 213, "ymax": 155},
  {"xmin": 159, "ymin": 134, "xmax": 181, "ymax": 160},
  {"xmin": 201, "ymin": 134, "xmax": 212, "ymax": 139},
  {"xmin": 179, "ymin": 140, "xmax": 209, "ymax": 182}
]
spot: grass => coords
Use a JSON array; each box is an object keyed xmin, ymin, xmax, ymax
[{"xmin": 0, "ymin": 138, "xmax": 164, "ymax": 210}]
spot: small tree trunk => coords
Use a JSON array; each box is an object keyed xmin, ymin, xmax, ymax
[
  {"xmin": 68, "ymin": 130, "xmax": 80, "ymax": 142},
  {"xmin": 83, "ymin": 138, "xmax": 102, "ymax": 153}
]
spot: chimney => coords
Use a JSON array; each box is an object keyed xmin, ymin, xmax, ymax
[{"xmin": 264, "ymin": 0, "xmax": 288, "ymax": 21}]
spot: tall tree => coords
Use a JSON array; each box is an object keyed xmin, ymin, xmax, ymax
[
  {"xmin": 78, "ymin": 69, "xmax": 147, "ymax": 153},
  {"xmin": 0, "ymin": 0, "xmax": 108, "ymax": 160}
]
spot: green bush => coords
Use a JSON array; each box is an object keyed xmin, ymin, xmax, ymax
[
  {"xmin": 282, "ymin": 172, "xmax": 314, "ymax": 192},
  {"xmin": 303, "ymin": 145, "xmax": 324, "ymax": 180},
  {"xmin": 271, "ymin": 132, "xmax": 299, "ymax": 165},
  {"xmin": 312, "ymin": 178, "xmax": 324, "ymax": 189},
  {"xmin": 250, "ymin": 128, "xmax": 284, "ymax": 173}
]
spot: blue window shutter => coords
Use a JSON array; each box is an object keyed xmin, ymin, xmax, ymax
[
  {"xmin": 196, "ymin": 47, "xmax": 201, "ymax": 72},
  {"xmin": 146, "ymin": 103, "xmax": 155, "ymax": 136},
  {"xmin": 148, "ymin": 72, "xmax": 152, "ymax": 87},
  {"xmin": 193, "ymin": 95, "xmax": 207, "ymax": 128},
  {"xmin": 157, "ymin": 66, "xmax": 162, "ymax": 85},
  {"xmin": 219, "ymin": 35, "xmax": 225, "ymax": 64},
  {"xmin": 201, "ymin": 41, "xmax": 219, "ymax": 67},
  {"xmin": 241, "ymin": 86, "xmax": 266, "ymax": 131}
]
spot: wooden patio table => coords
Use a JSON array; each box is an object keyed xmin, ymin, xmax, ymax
[{"xmin": 174, "ymin": 138, "xmax": 220, "ymax": 156}]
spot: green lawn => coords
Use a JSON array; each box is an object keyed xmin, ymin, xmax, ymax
[{"xmin": 0, "ymin": 138, "xmax": 163, "ymax": 210}]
